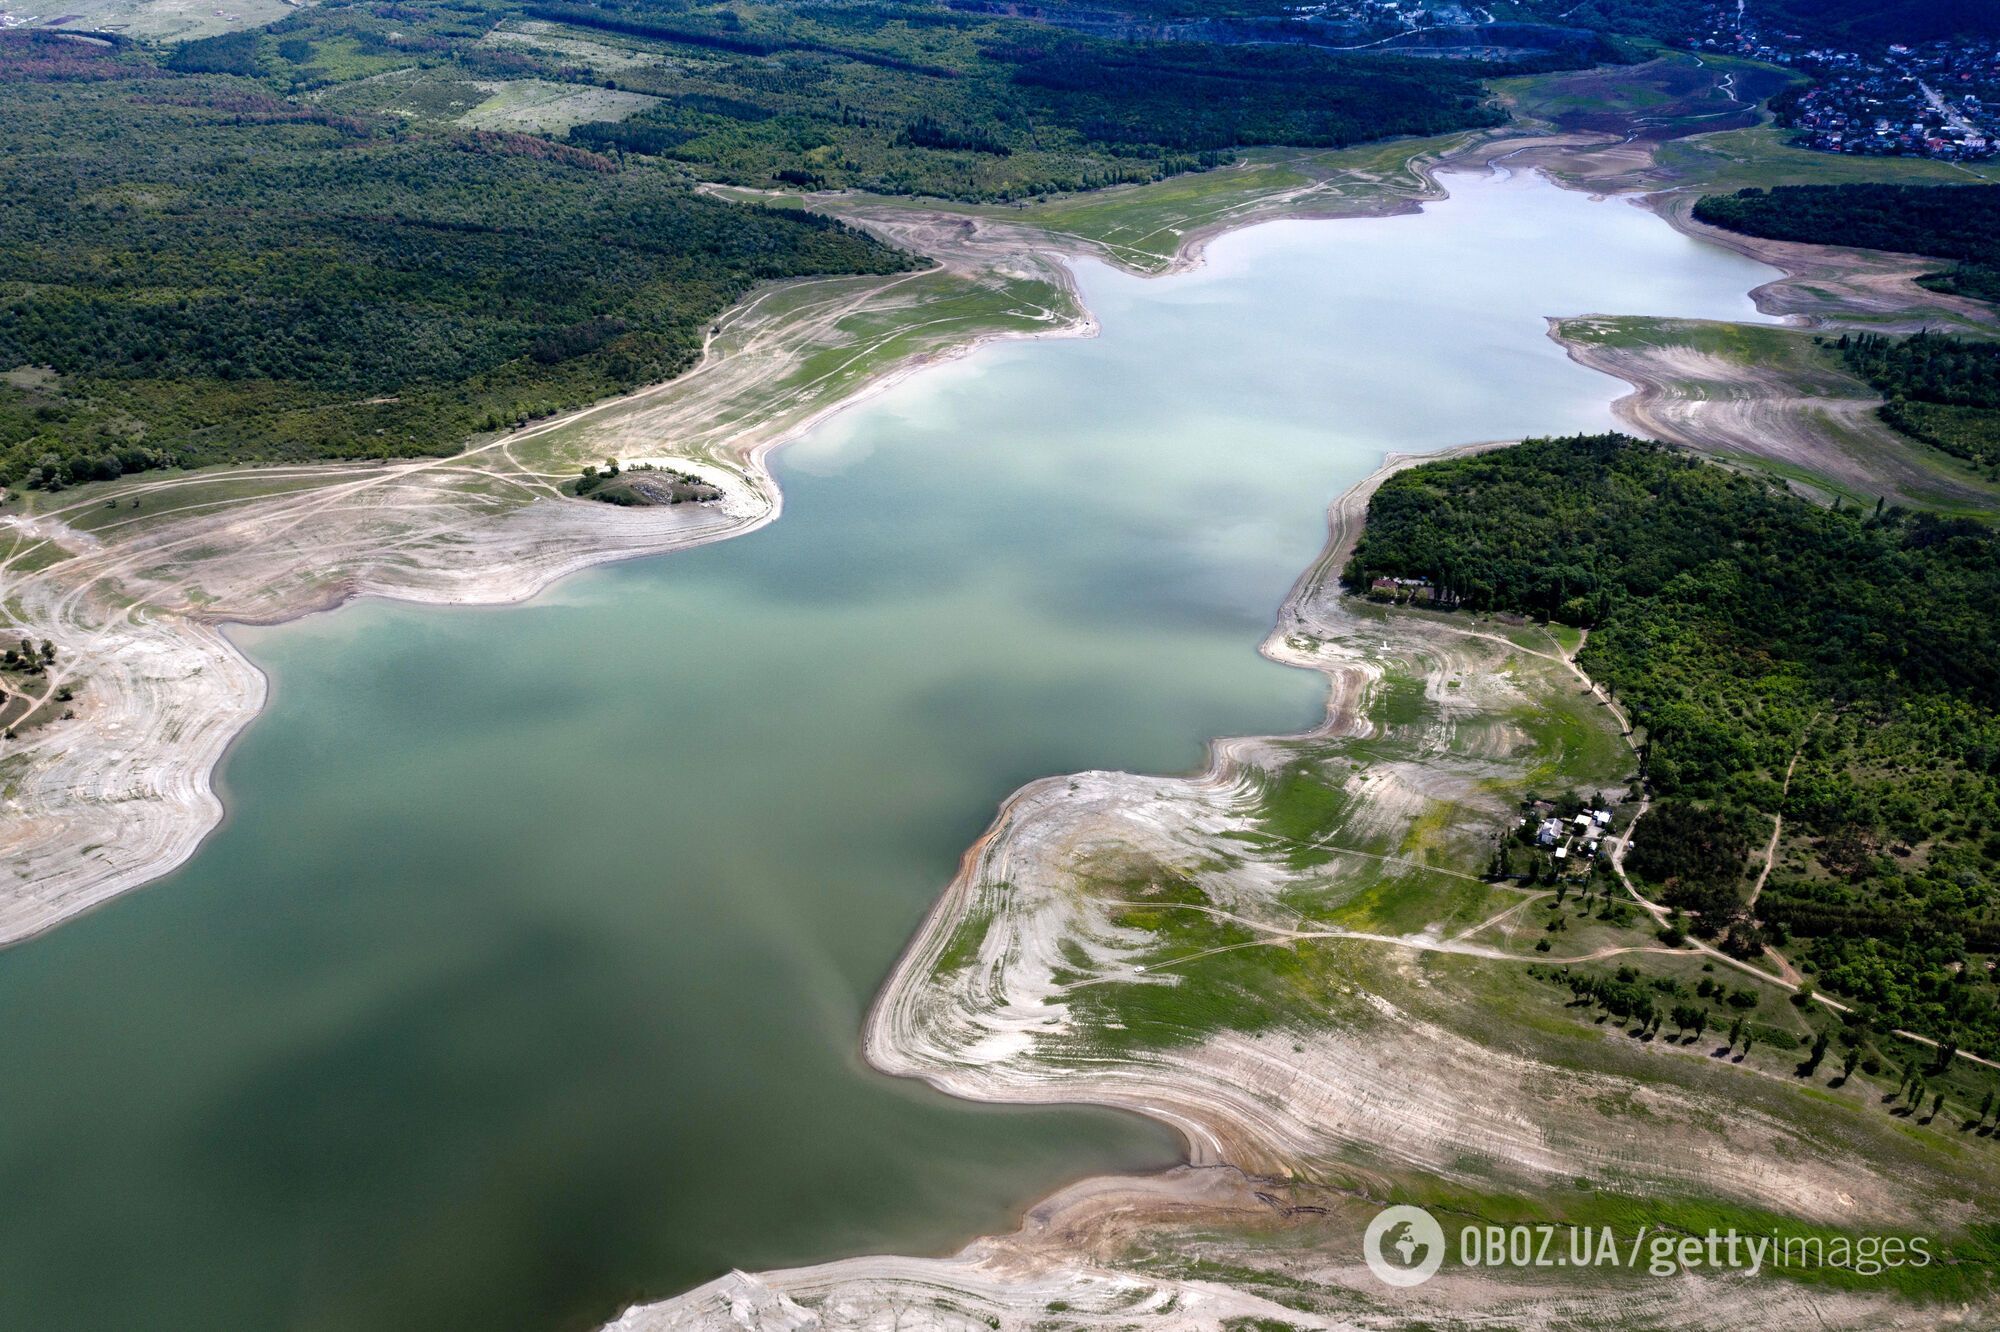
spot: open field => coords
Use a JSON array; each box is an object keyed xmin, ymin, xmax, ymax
[
  {"xmin": 1660, "ymin": 122, "xmax": 2000, "ymax": 192},
  {"xmin": 6, "ymin": 0, "xmax": 300, "ymax": 41},
  {"xmin": 456, "ymin": 78, "xmax": 659, "ymax": 132},
  {"xmin": 1490, "ymin": 56, "xmax": 2000, "ymax": 198},
  {"xmin": 309, "ymin": 65, "xmax": 658, "ymax": 129},
  {"xmin": 1493, "ymin": 51, "xmax": 1797, "ymax": 141},
  {"xmin": 475, "ymin": 17, "xmax": 665, "ymax": 71}
]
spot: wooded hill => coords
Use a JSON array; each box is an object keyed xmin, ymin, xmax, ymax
[
  {"xmin": 1345, "ymin": 435, "xmax": 2000, "ymax": 1058},
  {"xmin": 530, "ymin": 0, "xmax": 1524, "ymax": 198},
  {"xmin": 0, "ymin": 49, "xmax": 912, "ymax": 491}
]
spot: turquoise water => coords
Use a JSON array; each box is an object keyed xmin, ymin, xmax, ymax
[{"xmin": 0, "ymin": 171, "xmax": 1779, "ymax": 1331}]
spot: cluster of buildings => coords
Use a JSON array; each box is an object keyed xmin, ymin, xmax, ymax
[
  {"xmin": 1278, "ymin": 0, "xmax": 1498, "ymax": 39},
  {"xmin": 1365, "ymin": 575, "xmax": 1442, "ymax": 606},
  {"xmin": 1686, "ymin": 6, "xmax": 1999, "ymax": 161},
  {"xmin": 1528, "ymin": 804, "xmax": 1613, "ymax": 868}
]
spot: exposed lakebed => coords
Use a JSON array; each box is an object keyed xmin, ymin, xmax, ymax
[{"xmin": 0, "ymin": 170, "xmax": 1780, "ymax": 1330}]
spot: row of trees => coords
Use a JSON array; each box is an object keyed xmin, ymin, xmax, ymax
[{"xmin": 1836, "ymin": 332, "xmax": 2000, "ymax": 411}]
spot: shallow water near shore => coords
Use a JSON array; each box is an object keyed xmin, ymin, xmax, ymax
[{"xmin": 0, "ymin": 170, "xmax": 1780, "ymax": 1331}]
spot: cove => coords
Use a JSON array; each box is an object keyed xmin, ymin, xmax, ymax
[{"xmin": 0, "ymin": 169, "xmax": 1781, "ymax": 1332}]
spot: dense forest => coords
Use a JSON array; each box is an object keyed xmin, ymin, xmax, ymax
[
  {"xmin": 1345, "ymin": 435, "xmax": 2000, "ymax": 1057},
  {"xmin": 545, "ymin": 1, "xmax": 1517, "ymax": 198},
  {"xmin": 1693, "ymin": 184, "xmax": 2000, "ymax": 307},
  {"xmin": 1832, "ymin": 331, "xmax": 2000, "ymax": 474},
  {"xmin": 178, "ymin": 0, "xmax": 1526, "ymax": 200},
  {"xmin": 0, "ymin": 45, "xmax": 911, "ymax": 490}
]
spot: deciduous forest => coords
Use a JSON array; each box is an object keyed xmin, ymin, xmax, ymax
[
  {"xmin": 0, "ymin": 32, "xmax": 915, "ymax": 490},
  {"xmin": 1693, "ymin": 183, "xmax": 2000, "ymax": 305},
  {"xmin": 1834, "ymin": 331, "xmax": 2000, "ymax": 474}
]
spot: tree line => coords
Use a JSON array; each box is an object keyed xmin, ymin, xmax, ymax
[
  {"xmin": 1832, "ymin": 331, "xmax": 2000, "ymax": 474},
  {"xmin": 1693, "ymin": 184, "xmax": 2000, "ymax": 306}
]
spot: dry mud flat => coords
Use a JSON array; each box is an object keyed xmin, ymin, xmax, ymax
[
  {"xmin": 1556, "ymin": 314, "xmax": 1997, "ymax": 510},
  {"xmin": 614, "ymin": 1173, "xmax": 1957, "ymax": 1332},
  {"xmin": 610, "ymin": 453, "xmax": 2000, "ymax": 1331}
]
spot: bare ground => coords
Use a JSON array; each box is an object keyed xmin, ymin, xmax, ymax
[
  {"xmin": 612, "ymin": 451, "xmax": 1997, "ymax": 1331},
  {"xmin": 1558, "ymin": 318, "xmax": 1997, "ymax": 509},
  {"xmin": 607, "ymin": 1167, "xmax": 1959, "ymax": 1332}
]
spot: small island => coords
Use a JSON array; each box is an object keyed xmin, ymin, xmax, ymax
[{"xmin": 572, "ymin": 459, "xmax": 724, "ymax": 507}]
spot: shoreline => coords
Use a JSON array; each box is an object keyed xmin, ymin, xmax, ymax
[
  {"xmin": 0, "ymin": 258, "xmax": 1104, "ymax": 947},
  {"xmin": 611, "ymin": 134, "xmax": 2000, "ymax": 1324},
  {"xmin": 6, "ymin": 114, "xmax": 1989, "ymax": 1329},
  {"xmin": 0, "ymin": 126, "xmax": 1496, "ymax": 948},
  {"xmin": 848, "ymin": 128, "xmax": 1957, "ymax": 1161},
  {"xmin": 857, "ymin": 438, "xmax": 1514, "ymax": 1171}
]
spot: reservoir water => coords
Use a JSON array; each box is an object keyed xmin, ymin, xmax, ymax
[{"xmin": 0, "ymin": 170, "xmax": 1781, "ymax": 1330}]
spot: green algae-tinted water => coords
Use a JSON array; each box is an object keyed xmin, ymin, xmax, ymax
[{"xmin": 0, "ymin": 171, "xmax": 1780, "ymax": 1331}]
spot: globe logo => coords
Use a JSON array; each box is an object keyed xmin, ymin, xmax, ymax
[{"xmin": 1363, "ymin": 1204, "xmax": 1446, "ymax": 1286}]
